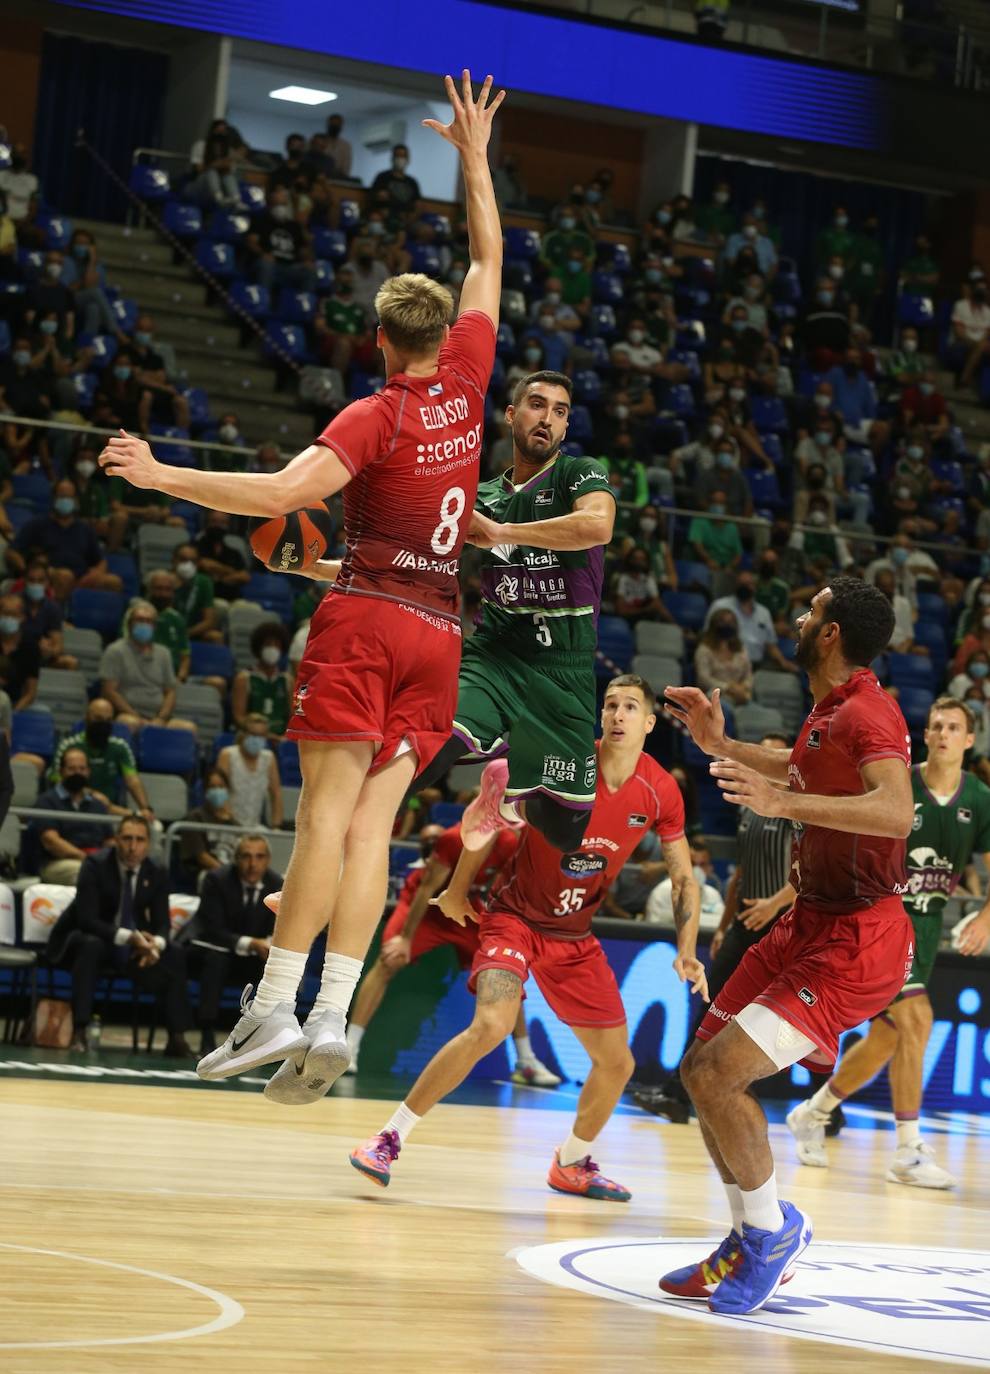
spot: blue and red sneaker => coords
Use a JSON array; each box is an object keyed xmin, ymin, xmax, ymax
[
  {"xmin": 660, "ymin": 1230, "xmax": 800, "ymax": 1300},
  {"xmin": 349, "ymin": 1129, "xmax": 401, "ymax": 1187},
  {"xmin": 547, "ymin": 1149, "xmax": 631, "ymax": 1202},
  {"xmin": 708, "ymin": 1201, "xmax": 813, "ymax": 1315}
]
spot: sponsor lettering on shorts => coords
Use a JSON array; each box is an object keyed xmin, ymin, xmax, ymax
[
  {"xmin": 485, "ymin": 945, "xmax": 526, "ymax": 965},
  {"xmin": 798, "ymin": 987, "xmax": 817, "ymax": 1007},
  {"xmin": 397, "ymin": 604, "xmax": 462, "ymax": 634},
  {"xmin": 542, "ymin": 754, "xmax": 577, "ymax": 786}
]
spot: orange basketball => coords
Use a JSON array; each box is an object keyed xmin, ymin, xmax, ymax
[{"xmin": 248, "ymin": 501, "xmax": 334, "ymax": 573}]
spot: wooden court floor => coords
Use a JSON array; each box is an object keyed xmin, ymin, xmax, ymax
[{"xmin": 1, "ymin": 1074, "xmax": 987, "ymax": 1373}]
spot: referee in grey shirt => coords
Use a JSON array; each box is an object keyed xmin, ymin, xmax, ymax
[{"xmin": 635, "ymin": 732, "xmax": 796, "ymax": 1122}]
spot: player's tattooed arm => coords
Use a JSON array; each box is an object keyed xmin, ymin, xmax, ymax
[
  {"xmin": 663, "ymin": 836, "xmax": 709, "ymax": 1001},
  {"xmin": 476, "ymin": 968, "xmax": 524, "ymax": 1004}
]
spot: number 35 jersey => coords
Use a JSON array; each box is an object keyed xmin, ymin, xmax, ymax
[
  {"xmin": 315, "ymin": 309, "xmax": 495, "ymax": 621},
  {"xmin": 489, "ymin": 747, "xmax": 686, "ymax": 939},
  {"xmin": 473, "ymin": 452, "xmax": 615, "ymax": 655}
]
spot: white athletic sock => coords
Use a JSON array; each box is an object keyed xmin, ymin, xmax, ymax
[
  {"xmin": 808, "ymin": 1080, "xmax": 845, "ymax": 1120},
  {"xmin": 740, "ymin": 1173, "xmax": 784, "ymax": 1234},
  {"xmin": 346, "ymin": 1022, "xmax": 365, "ymax": 1059},
  {"xmin": 385, "ymin": 1101, "xmax": 421, "ymax": 1145},
  {"xmin": 895, "ymin": 1116, "xmax": 921, "ymax": 1149},
  {"xmin": 724, "ymin": 1181, "xmax": 745, "ymax": 1234},
  {"xmin": 513, "ymin": 1032, "xmax": 535, "ymax": 1064},
  {"xmin": 249, "ymin": 946, "xmax": 308, "ymax": 1018},
  {"xmin": 559, "ymin": 1131, "xmax": 595, "ymax": 1167},
  {"xmin": 309, "ymin": 952, "xmax": 364, "ymax": 1020}
]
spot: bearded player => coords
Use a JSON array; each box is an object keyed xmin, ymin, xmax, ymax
[
  {"xmin": 100, "ymin": 71, "xmax": 504, "ymax": 1090},
  {"xmin": 788, "ymin": 694, "xmax": 990, "ymax": 1189},
  {"xmin": 348, "ymin": 675, "xmax": 706, "ymax": 1198},
  {"xmin": 404, "ymin": 368, "xmax": 616, "ymax": 856},
  {"xmin": 661, "ymin": 577, "xmax": 914, "ymax": 1316}
]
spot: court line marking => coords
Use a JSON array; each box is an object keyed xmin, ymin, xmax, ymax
[{"xmin": 0, "ymin": 1242, "xmax": 245, "ymax": 1351}]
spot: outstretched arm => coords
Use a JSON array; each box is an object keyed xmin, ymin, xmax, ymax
[
  {"xmin": 424, "ymin": 71, "xmax": 504, "ymax": 327},
  {"xmin": 664, "ymin": 685, "xmax": 792, "ymax": 784},
  {"xmin": 662, "ymin": 835, "xmax": 708, "ymax": 1000},
  {"xmin": 99, "ymin": 433, "xmax": 351, "ymax": 518},
  {"xmin": 712, "ymin": 756, "xmax": 913, "ymax": 840},
  {"xmin": 431, "ymin": 836, "xmax": 495, "ymax": 926},
  {"xmin": 471, "ymin": 490, "xmax": 615, "ymax": 552}
]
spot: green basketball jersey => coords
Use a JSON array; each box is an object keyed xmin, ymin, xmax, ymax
[
  {"xmin": 472, "ymin": 453, "xmax": 614, "ymax": 655},
  {"xmin": 904, "ymin": 766, "xmax": 990, "ymax": 917}
]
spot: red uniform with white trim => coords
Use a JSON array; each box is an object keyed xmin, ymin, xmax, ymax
[
  {"xmin": 382, "ymin": 825, "xmax": 519, "ymax": 968},
  {"xmin": 697, "ymin": 668, "xmax": 915, "ymax": 1067},
  {"xmin": 469, "ymin": 749, "xmax": 685, "ymax": 1027},
  {"xmin": 288, "ymin": 310, "xmax": 495, "ymax": 772}
]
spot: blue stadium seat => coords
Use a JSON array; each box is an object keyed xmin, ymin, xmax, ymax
[
  {"xmin": 229, "ymin": 280, "xmax": 271, "ymax": 321},
  {"xmin": 572, "ymin": 370, "xmax": 602, "ymax": 405},
  {"xmin": 244, "ymin": 572, "xmax": 293, "ymax": 618},
  {"xmin": 163, "ymin": 202, "xmax": 203, "ymax": 239},
  {"xmin": 78, "ymin": 332, "xmax": 118, "ymax": 366},
  {"xmin": 930, "ymin": 459, "xmax": 964, "ymax": 494},
  {"xmin": 420, "ymin": 212, "xmax": 451, "ymax": 241},
  {"xmin": 760, "ymin": 433, "xmax": 784, "ymax": 466},
  {"xmin": 179, "ymin": 387, "xmax": 211, "ymax": 428},
  {"xmin": 69, "ymin": 589, "xmax": 125, "ymax": 639},
  {"xmin": 560, "ymin": 441, "xmax": 585, "ymax": 457},
  {"xmin": 566, "ymin": 404, "xmax": 593, "ymax": 444},
  {"xmin": 37, "ymin": 213, "xmax": 72, "ymax": 249},
  {"xmin": 898, "ymin": 294, "xmax": 935, "ymax": 328},
  {"xmin": 746, "ymin": 468, "xmax": 783, "ymax": 510},
  {"xmin": 913, "ymin": 620, "xmax": 946, "ymax": 663},
  {"xmin": 408, "ymin": 244, "xmax": 442, "ymax": 275},
  {"xmin": 916, "ymin": 592, "xmax": 945, "ymax": 620},
  {"xmin": 749, "ymin": 395, "xmax": 788, "ymax": 433},
  {"xmin": 313, "ymin": 259, "xmax": 335, "ymax": 291},
  {"xmin": 129, "ymin": 165, "xmax": 170, "ymax": 201},
  {"xmin": 495, "ymin": 322, "xmax": 516, "ymax": 358},
  {"xmin": 105, "ymin": 552, "xmax": 139, "ymax": 599},
  {"xmin": 195, "ymin": 240, "xmax": 236, "ymax": 279},
  {"xmin": 12, "ymin": 708, "xmax": 56, "ymax": 759},
  {"xmin": 190, "ymin": 642, "xmax": 235, "ymax": 680},
  {"xmin": 208, "ymin": 209, "xmax": 251, "ymax": 243},
  {"xmin": 11, "ymin": 472, "xmax": 52, "ymax": 510},
  {"xmin": 776, "ymin": 634, "xmax": 797, "ymax": 662},
  {"xmin": 430, "ymin": 801, "xmax": 465, "ymax": 828},
  {"xmin": 338, "ymin": 200, "xmax": 361, "ymax": 232},
  {"xmin": 596, "ymin": 615, "xmax": 634, "ymax": 672},
  {"xmin": 262, "ymin": 323, "xmax": 308, "ymax": 363},
  {"xmin": 588, "ymin": 304, "xmax": 617, "ymax": 338},
  {"xmin": 278, "ymin": 739, "xmax": 302, "ymax": 786},
  {"xmin": 592, "ymin": 271, "xmax": 623, "ymax": 304},
  {"xmin": 277, "ymin": 288, "xmax": 317, "ymax": 324},
  {"xmin": 72, "ymin": 373, "xmax": 97, "ymax": 409},
  {"xmin": 138, "ymin": 726, "xmax": 197, "ymax": 774},
  {"xmin": 675, "ymin": 320, "xmax": 706, "ymax": 352},
  {"xmin": 0, "ymin": 320, "xmax": 10, "ymax": 357},
  {"xmin": 581, "ymin": 337, "xmax": 611, "ymax": 369},
  {"xmin": 150, "ymin": 423, "xmax": 193, "ymax": 467},
  {"xmin": 666, "ymin": 383, "xmax": 696, "ymax": 419},
  {"xmin": 17, "ymin": 248, "xmax": 43, "ymax": 278},
  {"xmin": 610, "ymin": 243, "xmax": 632, "ymax": 275},
  {"xmin": 504, "ymin": 227, "xmax": 540, "ymax": 259},
  {"xmin": 887, "ymin": 653, "xmax": 934, "ymax": 690},
  {"xmin": 311, "ymin": 226, "xmax": 348, "ymax": 263},
  {"xmin": 667, "ymin": 347, "xmax": 701, "ymax": 382},
  {"xmin": 239, "ymin": 182, "xmax": 266, "ymax": 213},
  {"xmin": 111, "ymin": 297, "xmax": 138, "ymax": 332},
  {"xmin": 674, "ymin": 560, "xmax": 713, "ymax": 593},
  {"xmin": 662, "ymin": 590, "xmax": 709, "ymax": 630},
  {"xmin": 899, "ymin": 687, "xmax": 935, "ymax": 732},
  {"xmin": 503, "ymin": 260, "xmax": 533, "ymax": 294}
]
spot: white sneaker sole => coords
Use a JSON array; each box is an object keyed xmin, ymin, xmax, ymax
[
  {"xmin": 197, "ymin": 1025, "xmax": 309, "ymax": 1081},
  {"xmin": 786, "ymin": 1108, "xmax": 828, "ymax": 1168},
  {"xmin": 263, "ymin": 1038, "xmax": 351, "ymax": 1105},
  {"xmin": 886, "ymin": 1166, "xmax": 957, "ymax": 1190}
]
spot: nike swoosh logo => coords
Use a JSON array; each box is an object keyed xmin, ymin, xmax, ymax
[{"xmin": 230, "ymin": 1024, "xmax": 262, "ymax": 1053}]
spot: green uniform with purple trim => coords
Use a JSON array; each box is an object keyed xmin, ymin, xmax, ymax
[
  {"xmin": 900, "ymin": 764, "xmax": 990, "ymax": 996},
  {"xmin": 453, "ymin": 453, "xmax": 614, "ymax": 807}
]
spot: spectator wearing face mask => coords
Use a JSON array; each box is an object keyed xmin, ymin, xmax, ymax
[
  {"xmin": 51, "ymin": 697, "xmax": 154, "ymax": 819},
  {"xmin": 19, "ymin": 557, "xmax": 76, "ymax": 670},
  {"xmin": 189, "ymin": 118, "xmax": 247, "ymax": 208},
  {"xmin": 950, "ymin": 649, "xmax": 990, "ymax": 701},
  {"xmin": 527, "ymin": 313, "xmax": 569, "ymax": 373},
  {"xmin": 529, "ymin": 275, "xmax": 581, "ymax": 337},
  {"xmin": 688, "ymin": 489, "xmax": 743, "ymax": 573},
  {"xmin": 205, "ymin": 412, "xmax": 248, "ymax": 474},
  {"xmin": 793, "ymin": 418, "xmax": 845, "ymax": 519},
  {"xmin": 802, "ymin": 276, "xmax": 851, "ymax": 364},
  {"xmin": 179, "ymin": 766, "xmax": 239, "ymax": 886},
  {"xmin": 704, "ymin": 342, "xmax": 746, "ymax": 402},
  {"xmin": 0, "ymin": 593, "xmax": 38, "ymax": 709},
  {"xmin": 269, "ymin": 133, "xmax": 314, "ymax": 196},
  {"xmin": 722, "ymin": 380, "xmax": 774, "ymax": 469},
  {"xmin": 723, "ymin": 214, "xmax": 777, "ymax": 279},
  {"xmin": 791, "ymin": 494, "xmax": 853, "ymax": 574},
  {"xmin": 672, "ymin": 412, "xmax": 730, "ymax": 488},
  {"xmin": 723, "ymin": 274, "xmax": 770, "ymax": 336},
  {"xmin": 99, "ymin": 349, "xmax": 148, "ymax": 432},
  {"xmin": 171, "ymin": 543, "xmax": 219, "ymax": 643},
  {"xmin": 0, "ymin": 331, "xmax": 52, "ymax": 426},
  {"xmin": 314, "ymin": 265, "xmax": 369, "ymax": 372},
  {"xmin": 144, "ymin": 570, "xmax": 190, "ymax": 681},
  {"xmin": 368, "ymin": 143, "xmax": 420, "ymax": 226},
  {"xmin": 695, "ymin": 181, "xmax": 735, "ymax": 244},
  {"xmin": 246, "ymin": 187, "xmax": 316, "ymax": 295},
  {"xmin": 873, "ymin": 568, "xmax": 918, "ymax": 653},
  {"xmin": 754, "ymin": 551, "xmax": 791, "ymax": 631},
  {"xmin": 231, "ymin": 621, "xmax": 293, "ymax": 739},
  {"xmin": 541, "ymin": 206, "xmax": 595, "ymax": 278},
  {"xmin": 816, "ymin": 205, "xmax": 856, "ymax": 271},
  {"xmin": 899, "ymin": 369, "xmax": 948, "ymax": 443},
  {"xmin": 218, "ymin": 714, "xmax": 282, "ymax": 829},
  {"xmin": 62, "ymin": 231, "xmax": 126, "ymax": 343},
  {"xmin": 348, "ymin": 233, "xmax": 390, "ymax": 317},
  {"xmin": 25, "ymin": 250, "xmax": 75, "ymax": 335},
  {"xmin": 8, "ymin": 480, "xmax": 122, "ymax": 596},
  {"xmin": 99, "ymin": 601, "xmax": 196, "ymax": 734},
  {"xmin": 900, "ymin": 233, "xmax": 940, "ymax": 292},
  {"xmin": 66, "ymin": 442, "xmax": 120, "ymax": 543},
  {"xmin": 864, "ymin": 534, "xmax": 938, "ymax": 607},
  {"xmin": 194, "ymin": 514, "xmax": 250, "ymax": 600},
  {"xmin": 0, "ymin": 143, "xmax": 40, "ymax": 228},
  {"xmin": 613, "ymin": 545, "xmax": 671, "ymax": 626},
  {"xmin": 694, "ymin": 439, "xmax": 753, "ymax": 518},
  {"xmin": 825, "ymin": 347, "xmax": 887, "ymax": 451},
  {"xmin": 952, "ymin": 580, "xmax": 990, "ymax": 666},
  {"xmin": 695, "ymin": 609, "xmax": 753, "ymax": 705},
  {"xmin": 950, "ymin": 279, "xmax": 990, "ymax": 388},
  {"xmin": 887, "ymin": 433, "xmax": 934, "ymax": 529},
  {"xmin": 707, "ymin": 572, "xmax": 798, "ymax": 672},
  {"xmin": 130, "ymin": 322, "xmax": 189, "ymax": 430},
  {"xmin": 324, "ymin": 113, "xmax": 353, "ymax": 179},
  {"xmin": 848, "ymin": 215, "xmax": 883, "ymax": 324},
  {"xmin": 634, "ymin": 505, "xmax": 677, "ymax": 591},
  {"xmin": 31, "ymin": 747, "xmax": 111, "ymax": 885},
  {"xmin": 887, "ymin": 327, "xmax": 927, "ymax": 391}
]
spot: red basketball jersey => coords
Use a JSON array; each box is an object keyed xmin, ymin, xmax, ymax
[
  {"xmin": 788, "ymin": 668, "xmax": 911, "ymax": 915},
  {"xmin": 314, "ymin": 310, "xmax": 494, "ymax": 620},
  {"xmin": 491, "ymin": 749, "xmax": 685, "ymax": 939}
]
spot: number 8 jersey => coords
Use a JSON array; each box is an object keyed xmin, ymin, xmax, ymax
[{"xmin": 315, "ymin": 309, "xmax": 495, "ymax": 622}]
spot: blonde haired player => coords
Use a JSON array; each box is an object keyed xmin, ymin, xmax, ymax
[{"xmin": 100, "ymin": 71, "xmax": 505, "ymax": 1091}]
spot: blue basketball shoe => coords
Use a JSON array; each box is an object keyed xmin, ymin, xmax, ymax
[{"xmin": 708, "ymin": 1201, "xmax": 812, "ymax": 1315}]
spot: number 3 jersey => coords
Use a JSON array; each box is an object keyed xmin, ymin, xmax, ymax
[
  {"xmin": 487, "ymin": 747, "xmax": 686, "ymax": 939},
  {"xmin": 472, "ymin": 452, "xmax": 615, "ymax": 655},
  {"xmin": 315, "ymin": 309, "xmax": 495, "ymax": 622}
]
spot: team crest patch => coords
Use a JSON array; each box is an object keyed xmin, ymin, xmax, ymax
[
  {"xmin": 627, "ymin": 813, "xmax": 648, "ymax": 828},
  {"xmin": 797, "ymin": 987, "xmax": 817, "ymax": 1007},
  {"xmin": 957, "ymin": 806, "xmax": 972, "ymax": 823},
  {"xmin": 560, "ymin": 852, "xmax": 607, "ymax": 878},
  {"xmin": 534, "ymin": 489, "xmax": 553, "ymax": 506},
  {"xmin": 806, "ymin": 729, "xmax": 821, "ymax": 749},
  {"xmin": 293, "ymin": 683, "xmax": 309, "ymax": 715}
]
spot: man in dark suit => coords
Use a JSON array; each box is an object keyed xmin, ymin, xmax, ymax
[
  {"xmin": 179, "ymin": 833, "xmax": 282, "ymax": 1054},
  {"xmin": 47, "ymin": 814, "xmax": 193, "ymax": 1055}
]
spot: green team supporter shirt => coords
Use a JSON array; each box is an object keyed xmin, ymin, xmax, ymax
[
  {"xmin": 174, "ymin": 572, "xmax": 214, "ymax": 625},
  {"xmin": 154, "ymin": 607, "xmax": 189, "ymax": 671},
  {"xmin": 52, "ymin": 730, "xmax": 137, "ymax": 802},
  {"xmin": 473, "ymin": 453, "xmax": 615, "ymax": 657},
  {"xmin": 904, "ymin": 766, "xmax": 990, "ymax": 918},
  {"xmin": 323, "ymin": 298, "xmax": 365, "ymax": 335}
]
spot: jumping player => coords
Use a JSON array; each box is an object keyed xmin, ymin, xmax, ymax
[
  {"xmin": 100, "ymin": 71, "xmax": 504, "ymax": 1089},
  {"xmin": 405, "ymin": 369, "xmax": 616, "ymax": 855},
  {"xmin": 277, "ymin": 821, "xmax": 559, "ymax": 1094},
  {"xmin": 348, "ymin": 675, "xmax": 706, "ymax": 1197},
  {"xmin": 788, "ymin": 694, "xmax": 990, "ymax": 1188},
  {"xmin": 661, "ymin": 577, "xmax": 915, "ymax": 1316}
]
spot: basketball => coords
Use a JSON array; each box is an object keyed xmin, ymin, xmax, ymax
[{"xmin": 248, "ymin": 501, "xmax": 334, "ymax": 573}]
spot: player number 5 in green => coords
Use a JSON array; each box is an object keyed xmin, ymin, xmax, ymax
[{"xmin": 534, "ymin": 613, "xmax": 553, "ymax": 647}]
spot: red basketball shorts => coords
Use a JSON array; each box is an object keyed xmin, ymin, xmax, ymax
[
  {"xmin": 468, "ymin": 911, "xmax": 626, "ymax": 1029},
  {"xmin": 696, "ymin": 895, "xmax": 913, "ymax": 1070},
  {"xmin": 287, "ymin": 590, "xmax": 462, "ymax": 775},
  {"xmin": 382, "ymin": 898, "xmax": 479, "ymax": 969}
]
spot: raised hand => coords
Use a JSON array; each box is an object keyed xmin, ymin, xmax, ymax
[
  {"xmin": 100, "ymin": 430, "xmax": 160, "ymax": 490},
  {"xmin": 664, "ymin": 685, "xmax": 728, "ymax": 756},
  {"xmin": 422, "ymin": 70, "xmax": 506, "ymax": 154}
]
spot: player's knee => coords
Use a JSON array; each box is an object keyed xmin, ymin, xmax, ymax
[
  {"xmin": 526, "ymin": 797, "xmax": 590, "ymax": 853},
  {"xmin": 593, "ymin": 1042, "xmax": 635, "ymax": 1084},
  {"xmin": 897, "ymin": 994, "xmax": 933, "ymax": 1036},
  {"xmin": 469, "ymin": 1006, "xmax": 517, "ymax": 1051},
  {"xmin": 681, "ymin": 1040, "xmax": 720, "ymax": 1103}
]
